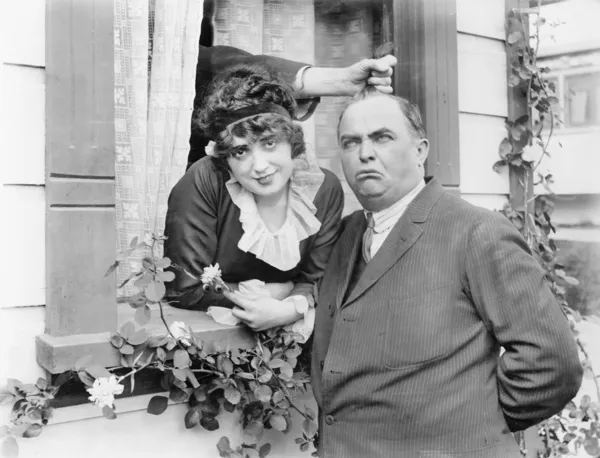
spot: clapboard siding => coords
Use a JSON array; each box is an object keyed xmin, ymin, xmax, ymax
[
  {"xmin": 459, "ymin": 113, "xmax": 509, "ymax": 194},
  {"xmin": 0, "ymin": 64, "xmax": 45, "ymax": 185},
  {"xmin": 1, "ymin": 0, "xmax": 46, "ymax": 67},
  {"xmin": 0, "ymin": 185, "xmax": 46, "ymax": 308},
  {"xmin": 0, "ymin": 306, "xmax": 46, "ymax": 382},
  {"xmin": 456, "ymin": 0, "xmax": 509, "ymax": 198},
  {"xmin": 0, "ymin": 2, "xmax": 47, "ymax": 309},
  {"xmin": 456, "ymin": 0, "xmax": 505, "ymax": 40},
  {"xmin": 458, "ymin": 33, "xmax": 508, "ymax": 118}
]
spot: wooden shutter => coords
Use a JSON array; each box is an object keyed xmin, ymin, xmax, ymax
[
  {"xmin": 393, "ymin": 0, "xmax": 460, "ymax": 191},
  {"xmin": 44, "ymin": 0, "xmax": 116, "ymax": 336}
]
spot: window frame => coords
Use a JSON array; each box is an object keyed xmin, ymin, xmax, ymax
[{"xmin": 36, "ymin": 0, "xmax": 461, "ymax": 374}]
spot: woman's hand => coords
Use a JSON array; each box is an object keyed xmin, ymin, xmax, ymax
[
  {"xmin": 222, "ymin": 290, "xmax": 302, "ymax": 332},
  {"xmin": 264, "ymin": 281, "xmax": 294, "ymax": 300}
]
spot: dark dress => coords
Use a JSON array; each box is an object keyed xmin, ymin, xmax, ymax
[{"xmin": 164, "ymin": 157, "xmax": 344, "ymax": 311}]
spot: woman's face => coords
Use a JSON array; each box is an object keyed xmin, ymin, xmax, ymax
[{"xmin": 226, "ymin": 131, "xmax": 294, "ymax": 200}]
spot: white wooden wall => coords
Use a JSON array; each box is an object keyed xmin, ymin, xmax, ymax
[
  {"xmin": 456, "ymin": 0, "xmax": 510, "ymax": 211},
  {"xmin": 0, "ymin": 0, "xmax": 47, "ymax": 385}
]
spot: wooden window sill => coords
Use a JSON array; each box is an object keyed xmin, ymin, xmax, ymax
[
  {"xmin": 47, "ymin": 392, "xmax": 184, "ymax": 425},
  {"xmin": 36, "ymin": 304, "xmax": 254, "ymax": 374}
]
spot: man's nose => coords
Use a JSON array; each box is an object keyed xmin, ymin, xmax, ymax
[{"xmin": 358, "ymin": 139, "xmax": 375, "ymax": 162}]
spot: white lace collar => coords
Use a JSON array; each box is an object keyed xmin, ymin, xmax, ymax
[{"xmin": 225, "ymin": 153, "xmax": 325, "ymax": 271}]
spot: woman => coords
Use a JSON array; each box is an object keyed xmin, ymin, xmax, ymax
[{"xmin": 164, "ymin": 63, "xmax": 344, "ymax": 339}]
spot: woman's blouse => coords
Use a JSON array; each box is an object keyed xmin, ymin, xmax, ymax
[{"xmin": 164, "ymin": 156, "xmax": 344, "ymax": 311}]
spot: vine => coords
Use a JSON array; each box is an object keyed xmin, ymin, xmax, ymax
[
  {"xmin": 1, "ymin": 235, "xmax": 318, "ymax": 458},
  {"xmin": 498, "ymin": 4, "xmax": 600, "ymax": 457}
]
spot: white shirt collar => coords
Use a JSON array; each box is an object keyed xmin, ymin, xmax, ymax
[
  {"xmin": 364, "ymin": 179, "xmax": 426, "ymax": 233},
  {"xmin": 225, "ymin": 153, "xmax": 325, "ymax": 271}
]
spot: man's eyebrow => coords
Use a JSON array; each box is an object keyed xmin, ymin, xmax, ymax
[
  {"xmin": 339, "ymin": 128, "xmax": 394, "ymax": 142},
  {"xmin": 339, "ymin": 133, "xmax": 362, "ymax": 142},
  {"xmin": 367, "ymin": 128, "xmax": 394, "ymax": 138}
]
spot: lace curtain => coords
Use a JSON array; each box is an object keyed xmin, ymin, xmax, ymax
[{"xmin": 114, "ymin": 0, "xmax": 201, "ymax": 293}]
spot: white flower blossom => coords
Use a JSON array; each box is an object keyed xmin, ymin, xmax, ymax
[
  {"xmin": 201, "ymin": 263, "xmax": 222, "ymax": 286},
  {"xmin": 87, "ymin": 376, "xmax": 124, "ymax": 409},
  {"xmin": 169, "ymin": 321, "xmax": 192, "ymax": 346},
  {"xmin": 205, "ymin": 141, "xmax": 216, "ymax": 157},
  {"xmin": 522, "ymin": 142, "xmax": 544, "ymax": 163}
]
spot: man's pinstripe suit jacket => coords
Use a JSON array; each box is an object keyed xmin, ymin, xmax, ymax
[{"xmin": 312, "ymin": 177, "xmax": 582, "ymax": 458}]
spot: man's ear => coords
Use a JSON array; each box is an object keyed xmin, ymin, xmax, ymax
[{"xmin": 416, "ymin": 138, "xmax": 430, "ymax": 163}]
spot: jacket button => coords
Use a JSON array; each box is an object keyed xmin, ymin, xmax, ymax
[{"xmin": 325, "ymin": 415, "xmax": 334, "ymax": 425}]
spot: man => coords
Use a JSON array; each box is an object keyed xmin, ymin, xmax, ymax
[
  {"xmin": 312, "ymin": 92, "xmax": 583, "ymax": 457},
  {"xmin": 188, "ymin": 45, "xmax": 396, "ymax": 168}
]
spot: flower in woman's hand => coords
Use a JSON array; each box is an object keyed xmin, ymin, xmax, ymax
[
  {"xmin": 169, "ymin": 321, "xmax": 192, "ymax": 346},
  {"xmin": 201, "ymin": 263, "xmax": 230, "ymax": 293},
  {"xmin": 205, "ymin": 141, "xmax": 216, "ymax": 157},
  {"xmin": 87, "ymin": 375, "xmax": 124, "ymax": 408},
  {"xmin": 201, "ymin": 263, "xmax": 222, "ymax": 285}
]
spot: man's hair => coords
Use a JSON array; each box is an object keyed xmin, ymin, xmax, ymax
[
  {"xmin": 195, "ymin": 63, "xmax": 305, "ymax": 172},
  {"xmin": 337, "ymin": 92, "xmax": 427, "ymax": 141}
]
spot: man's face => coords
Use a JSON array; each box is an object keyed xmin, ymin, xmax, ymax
[{"xmin": 338, "ymin": 96, "xmax": 429, "ymax": 212}]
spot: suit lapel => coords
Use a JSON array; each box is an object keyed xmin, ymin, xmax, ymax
[
  {"xmin": 342, "ymin": 177, "xmax": 446, "ymax": 307},
  {"xmin": 334, "ymin": 212, "xmax": 366, "ymax": 309},
  {"xmin": 343, "ymin": 216, "xmax": 422, "ymax": 307}
]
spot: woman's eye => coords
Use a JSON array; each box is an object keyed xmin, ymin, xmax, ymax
[
  {"xmin": 233, "ymin": 147, "xmax": 249, "ymax": 158},
  {"xmin": 264, "ymin": 139, "xmax": 277, "ymax": 148}
]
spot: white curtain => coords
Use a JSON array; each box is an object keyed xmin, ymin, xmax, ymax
[{"xmin": 114, "ymin": 0, "xmax": 202, "ymax": 294}]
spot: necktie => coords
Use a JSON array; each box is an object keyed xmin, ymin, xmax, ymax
[{"xmin": 362, "ymin": 212, "xmax": 375, "ymax": 263}]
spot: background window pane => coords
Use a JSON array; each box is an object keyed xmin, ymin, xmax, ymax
[{"xmin": 565, "ymin": 72, "xmax": 600, "ymax": 128}]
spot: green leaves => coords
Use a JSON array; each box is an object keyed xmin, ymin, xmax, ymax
[
  {"xmin": 253, "ymin": 385, "xmax": 272, "ymax": 403},
  {"xmin": 169, "ymin": 386, "xmax": 188, "ymax": 403},
  {"xmin": 243, "ymin": 420, "xmax": 264, "ymax": 444},
  {"xmin": 102, "ymin": 405, "xmax": 117, "ymax": 420},
  {"xmin": 0, "ymin": 393, "xmax": 15, "ymax": 406},
  {"xmin": 507, "ymin": 30, "xmax": 523, "ymax": 45},
  {"xmin": 134, "ymin": 305, "xmax": 152, "ymax": 325},
  {"xmin": 145, "ymin": 280, "xmax": 166, "ymax": 303},
  {"xmin": 147, "ymin": 395, "xmax": 169, "ymax": 415},
  {"xmin": 173, "ymin": 349, "xmax": 191, "ymax": 369},
  {"xmin": 22, "ymin": 424, "xmax": 43, "ymax": 438},
  {"xmin": 217, "ymin": 437, "xmax": 233, "ymax": 457},
  {"xmin": 268, "ymin": 414, "xmax": 287, "ymax": 432},
  {"xmin": 200, "ymin": 416, "xmax": 220, "ymax": 432},
  {"xmin": 185, "ymin": 407, "xmax": 201, "ymax": 429},
  {"xmin": 223, "ymin": 386, "xmax": 241, "ymax": 405}
]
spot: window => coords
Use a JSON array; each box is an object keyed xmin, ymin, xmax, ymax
[
  {"xmin": 37, "ymin": 0, "xmax": 459, "ymax": 375},
  {"xmin": 536, "ymin": 64, "xmax": 600, "ymax": 131},
  {"xmin": 564, "ymin": 72, "xmax": 600, "ymax": 128}
]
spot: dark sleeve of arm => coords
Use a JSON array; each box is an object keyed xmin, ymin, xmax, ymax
[
  {"xmin": 164, "ymin": 164, "xmax": 232, "ymax": 310},
  {"xmin": 290, "ymin": 171, "xmax": 344, "ymax": 298},
  {"xmin": 465, "ymin": 212, "xmax": 583, "ymax": 432}
]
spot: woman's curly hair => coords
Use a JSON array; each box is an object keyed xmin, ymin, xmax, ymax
[{"xmin": 195, "ymin": 63, "xmax": 306, "ymax": 172}]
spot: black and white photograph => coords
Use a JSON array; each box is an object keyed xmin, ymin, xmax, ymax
[{"xmin": 0, "ymin": 0, "xmax": 598, "ymax": 457}]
